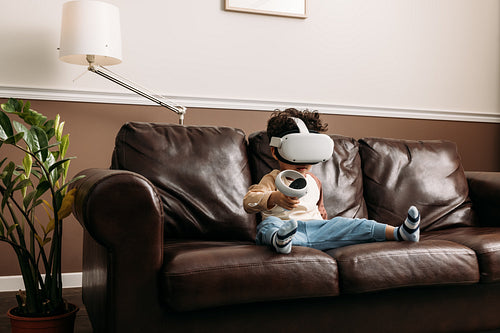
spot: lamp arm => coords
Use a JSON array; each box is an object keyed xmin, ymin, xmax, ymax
[{"xmin": 88, "ymin": 64, "xmax": 186, "ymax": 125}]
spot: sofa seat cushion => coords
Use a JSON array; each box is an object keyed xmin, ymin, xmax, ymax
[
  {"xmin": 422, "ymin": 227, "xmax": 500, "ymax": 283},
  {"xmin": 161, "ymin": 241, "xmax": 339, "ymax": 311},
  {"xmin": 326, "ymin": 240, "xmax": 479, "ymax": 294}
]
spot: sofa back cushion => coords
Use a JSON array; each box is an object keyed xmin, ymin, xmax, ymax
[
  {"xmin": 359, "ymin": 138, "xmax": 475, "ymax": 231},
  {"xmin": 248, "ymin": 131, "xmax": 367, "ymax": 220},
  {"xmin": 112, "ymin": 122, "xmax": 256, "ymax": 241}
]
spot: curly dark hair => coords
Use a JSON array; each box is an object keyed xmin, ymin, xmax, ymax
[{"xmin": 266, "ymin": 108, "xmax": 328, "ymax": 139}]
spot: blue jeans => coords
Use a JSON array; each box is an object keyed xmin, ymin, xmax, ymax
[{"xmin": 256, "ymin": 216, "xmax": 388, "ymax": 251}]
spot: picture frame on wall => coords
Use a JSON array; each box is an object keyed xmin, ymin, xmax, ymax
[{"xmin": 224, "ymin": 0, "xmax": 307, "ymax": 19}]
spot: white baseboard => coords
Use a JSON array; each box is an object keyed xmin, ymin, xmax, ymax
[
  {"xmin": 0, "ymin": 272, "xmax": 82, "ymax": 292},
  {"xmin": 1, "ymin": 86, "xmax": 499, "ymax": 123}
]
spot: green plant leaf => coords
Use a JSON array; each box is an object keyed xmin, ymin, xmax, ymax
[
  {"xmin": 45, "ymin": 219, "xmax": 55, "ymax": 234},
  {"xmin": 54, "ymin": 115, "xmax": 60, "ymax": 140},
  {"xmin": 10, "ymin": 101, "xmax": 47, "ymax": 127},
  {"xmin": 22, "ymin": 100, "xmax": 30, "ymax": 112},
  {"xmin": 1, "ymin": 190, "xmax": 10, "ymax": 210},
  {"xmin": 0, "ymin": 110, "xmax": 14, "ymax": 140},
  {"xmin": 35, "ymin": 234, "xmax": 51, "ymax": 247},
  {"xmin": 54, "ymin": 190, "xmax": 64, "ymax": 211},
  {"xmin": 30, "ymin": 169, "xmax": 43, "ymax": 180},
  {"xmin": 56, "ymin": 174, "xmax": 85, "ymax": 196},
  {"xmin": 24, "ymin": 128, "xmax": 39, "ymax": 156},
  {"xmin": 43, "ymin": 119, "xmax": 55, "ymax": 133},
  {"xmin": 1, "ymin": 98, "xmax": 22, "ymax": 113},
  {"xmin": 34, "ymin": 180, "xmax": 50, "ymax": 202},
  {"xmin": 4, "ymin": 132, "xmax": 24, "ymax": 145},
  {"xmin": 30, "ymin": 126, "xmax": 49, "ymax": 161},
  {"xmin": 22, "ymin": 153, "xmax": 32, "ymax": 176},
  {"xmin": 0, "ymin": 162, "xmax": 16, "ymax": 209},
  {"xmin": 13, "ymin": 179, "xmax": 32, "ymax": 192},
  {"xmin": 60, "ymin": 134, "xmax": 69, "ymax": 159},
  {"xmin": 13, "ymin": 120, "xmax": 28, "ymax": 140},
  {"xmin": 62, "ymin": 160, "xmax": 70, "ymax": 184},
  {"xmin": 2, "ymin": 161, "xmax": 15, "ymax": 187},
  {"xmin": 7, "ymin": 224, "xmax": 17, "ymax": 236},
  {"xmin": 28, "ymin": 109, "xmax": 47, "ymax": 127},
  {"xmin": 46, "ymin": 128, "xmax": 55, "ymax": 141},
  {"xmin": 43, "ymin": 142, "xmax": 62, "ymax": 151},
  {"xmin": 42, "ymin": 153, "xmax": 59, "ymax": 186},
  {"xmin": 56, "ymin": 119, "xmax": 64, "ymax": 141},
  {"xmin": 17, "ymin": 174, "xmax": 28, "ymax": 197},
  {"xmin": 48, "ymin": 157, "xmax": 74, "ymax": 174},
  {"xmin": 0, "ymin": 157, "xmax": 7, "ymax": 169},
  {"xmin": 0, "ymin": 102, "xmax": 12, "ymax": 113},
  {"xmin": 35, "ymin": 179, "xmax": 50, "ymax": 192},
  {"xmin": 23, "ymin": 190, "xmax": 36, "ymax": 209},
  {"xmin": 42, "ymin": 118, "xmax": 56, "ymax": 139}
]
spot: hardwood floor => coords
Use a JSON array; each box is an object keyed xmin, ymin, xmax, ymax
[
  {"xmin": 2, "ymin": 288, "xmax": 500, "ymax": 333},
  {"xmin": 0, "ymin": 288, "xmax": 93, "ymax": 332}
]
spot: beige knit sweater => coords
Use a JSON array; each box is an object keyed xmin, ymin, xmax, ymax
[{"xmin": 243, "ymin": 169, "xmax": 327, "ymax": 221}]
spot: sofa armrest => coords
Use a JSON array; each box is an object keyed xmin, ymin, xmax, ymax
[
  {"xmin": 69, "ymin": 168, "xmax": 164, "ymax": 332},
  {"xmin": 466, "ymin": 171, "xmax": 500, "ymax": 227}
]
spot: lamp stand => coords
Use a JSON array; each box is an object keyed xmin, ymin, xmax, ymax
[{"xmin": 86, "ymin": 55, "xmax": 186, "ymax": 125}]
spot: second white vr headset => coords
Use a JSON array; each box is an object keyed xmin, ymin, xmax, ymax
[{"xmin": 269, "ymin": 117, "xmax": 334, "ymax": 165}]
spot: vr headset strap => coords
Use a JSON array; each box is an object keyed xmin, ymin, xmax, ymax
[
  {"xmin": 269, "ymin": 117, "xmax": 309, "ymax": 149},
  {"xmin": 291, "ymin": 117, "xmax": 309, "ymax": 133}
]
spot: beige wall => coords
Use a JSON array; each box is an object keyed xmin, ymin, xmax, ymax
[
  {"xmin": 0, "ymin": 99, "xmax": 498, "ymax": 276},
  {"xmin": 1, "ymin": 0, "xmax": 499, "ymax": 122}
]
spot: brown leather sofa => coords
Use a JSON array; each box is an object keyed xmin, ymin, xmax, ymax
[{"xmin": 70, "ymin": 122, "xmax": 500, "ymax": 333}]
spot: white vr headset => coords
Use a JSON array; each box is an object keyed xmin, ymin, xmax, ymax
[{"xmin": 269, "ymin": 117, "xmax": 334, "ymax": 165}]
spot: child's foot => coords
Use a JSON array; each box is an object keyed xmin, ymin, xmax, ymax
[
  {"xmin": 395, "ymin": 206, "xmax": 420, "ymax": 242},
  {"xmin": 272, "ymin": 219, "xmax": 298, "ymax": 254}
]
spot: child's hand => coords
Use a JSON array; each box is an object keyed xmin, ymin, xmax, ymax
[{"xmin": 268, "ymin": 191, "xmax": 300, "ymax": 210}]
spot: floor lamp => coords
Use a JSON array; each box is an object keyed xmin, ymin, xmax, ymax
[{"xmin": 58, "ymin": 0, "xmax": 186, "ymax": 124}]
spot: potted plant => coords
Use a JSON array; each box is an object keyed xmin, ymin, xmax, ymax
[{"xmin": 0, "ymin": 98, "xmax": 82, "ymax": 332}]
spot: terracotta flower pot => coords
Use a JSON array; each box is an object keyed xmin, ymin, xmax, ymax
[{"xmin": 7, "ymin": 304, "xmax": 79, "ymax": 333}]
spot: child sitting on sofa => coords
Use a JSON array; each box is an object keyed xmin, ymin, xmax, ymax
[{"xmin": 243, "ymin": 108, "xmax": 421, "ymax": 254}]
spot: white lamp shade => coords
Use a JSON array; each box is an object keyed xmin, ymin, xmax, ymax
[{"xmin": 59, "ymin": 0, "xmax": 122, "ymax": 66}]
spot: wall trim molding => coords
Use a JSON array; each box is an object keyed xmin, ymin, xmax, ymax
[
  {"xmin": 1, "ymin": 86, "xmax": 499, "ymax": 123},
  {"xmin": 0, "ymin": 272, "xmax": 82, "ymax": 292}
]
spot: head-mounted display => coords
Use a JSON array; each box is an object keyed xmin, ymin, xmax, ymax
[{"xmin": 269, "ymin": 117, "xmax": 334, "ymax": 165}]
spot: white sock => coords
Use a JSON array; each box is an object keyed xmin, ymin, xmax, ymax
[
  {"xmin": 272, "ymin": 219, "xmax": 298, "ymax": 254},
  {"xmin": 395, "ymin": 206, "xmax": 420, "ymax": 242}
]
